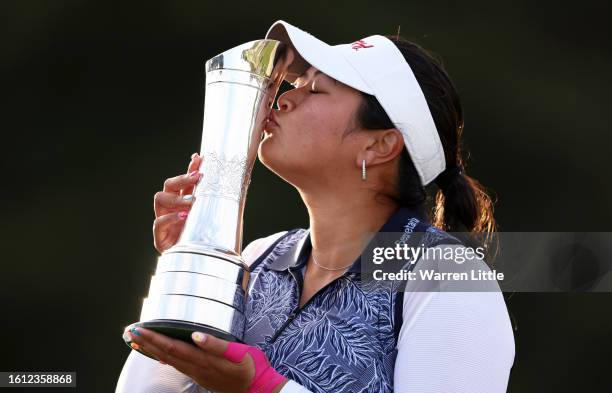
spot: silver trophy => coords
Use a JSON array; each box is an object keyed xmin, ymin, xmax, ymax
[{"xmin": 126, "ymin": 39, "xmax": 292, "ymax": 357}]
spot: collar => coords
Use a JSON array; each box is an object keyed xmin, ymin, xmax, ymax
[{"xmin": 266, "ymin": 206, "xmax": 428, "ymax": 274}]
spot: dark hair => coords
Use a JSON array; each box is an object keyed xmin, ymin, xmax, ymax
[{"xmin": 355, "ymin": 36, "xmax": 497, "ymax": 241}]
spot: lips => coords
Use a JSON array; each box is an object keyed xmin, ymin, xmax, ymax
[{"xmin": 265, "ymin": 112, "xmax": 280, "ymax": 130}]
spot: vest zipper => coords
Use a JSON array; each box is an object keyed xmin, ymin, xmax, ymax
[{"xmin": 268, "ymin": 267, "xmax": 348, "ymax": 344}]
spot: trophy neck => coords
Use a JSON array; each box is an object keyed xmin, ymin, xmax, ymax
[{"xmin": 171, "ymin": 40, "xmax": 289, "ymax": 259}]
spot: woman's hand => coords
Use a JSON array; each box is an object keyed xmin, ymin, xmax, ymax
[
  {"xmin": 123, "ymin": 327, "xmax": 289, "ymax": 393},
  {"xmin": 153, "ymin": 153, "xmax": 202, "ymax": 253}
]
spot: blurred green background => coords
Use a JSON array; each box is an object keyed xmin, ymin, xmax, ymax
[{"xmin": 1, "ymin": 0, "xmax": 611, "ymax": 392}]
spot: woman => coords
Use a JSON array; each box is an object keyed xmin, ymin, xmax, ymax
[{"xmin": 117, "ymin": 20, "xmax": 515, "ymax": 393}]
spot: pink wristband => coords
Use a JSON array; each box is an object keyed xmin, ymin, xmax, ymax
[{"xmin": 223, "ymin": 341, "xmax": 288, "ymax": 393}]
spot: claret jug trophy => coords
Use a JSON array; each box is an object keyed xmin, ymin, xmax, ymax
[{"xmin": 125, "ymin": 39, "xmax": 293, "ymax": 358}]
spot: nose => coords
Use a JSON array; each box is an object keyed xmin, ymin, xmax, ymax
[{"xmin": 276, "ymin": 89, "xmax": 297, "ymax": 112}]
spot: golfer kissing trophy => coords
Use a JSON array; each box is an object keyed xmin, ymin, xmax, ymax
[{"xmin": 125, "ymin": 39, "xmax": 292, "ymax": 358}]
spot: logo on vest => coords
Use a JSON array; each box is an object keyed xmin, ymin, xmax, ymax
[{"xmin": 351, "ymin": 39, "xmax": 374, "ymax": 51}]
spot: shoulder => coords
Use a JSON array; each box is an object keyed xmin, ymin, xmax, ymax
[
  {"xmin": 402, "ymin": 242, "xmax": 509, "ymax": 316},
  {"xmin": 242, "ymin": 228, "xmax": 307, "ymax": 267},
  {"xmin": 397, "ymin": 243, "xmax": 515, "ymax": 386},
  {"xmin": 242, "ymin": 231, "xmax": 288, "ymax": 267}
]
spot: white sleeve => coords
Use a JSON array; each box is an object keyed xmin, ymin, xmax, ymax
[
  {"xmin": 279, "ymin": 379, "xmax": 314, "ymax": 393},
  {"xmin": 114, "ymin": 231, "xmax": 289, "ymax": 393},
  {"xmin": 115, "ymin": 350, "xmax": 312, "ymax": 393},
  {"xmin": 115, "ymin": 350, "xmax": 206, "ymax": 393},
  {"xmin": 394, "ymin": 244, "xmax": 515, "ymax": 393}
]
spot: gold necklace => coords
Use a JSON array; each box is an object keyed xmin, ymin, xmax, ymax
[{"xmin": 311, "ymin": 252, "xmax": 354, "ymax": 271}]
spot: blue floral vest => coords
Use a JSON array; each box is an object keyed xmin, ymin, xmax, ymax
[{"xmin": 242, "ymin": 207, "xmax": 463, "ymax": 392}]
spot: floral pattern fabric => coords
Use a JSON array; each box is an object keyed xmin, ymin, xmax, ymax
[{"xmin": 242, "ymin": 208, "xmax": 462, "ymax": 393}]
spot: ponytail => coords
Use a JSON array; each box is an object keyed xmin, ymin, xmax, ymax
[
  {"xmin": 355, "ymin": 35, "xmax": 498, "ymax": 248},
  {"xmin": 432, "ymin": 165, "xmax": 497, "ymax": 238}
]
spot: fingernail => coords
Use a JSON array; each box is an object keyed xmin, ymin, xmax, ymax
[
  {"xmin": 178, "ymin": 211, "xmax": 188, "ymax": 219},
  {"xmin": 182, "ymin": 194, "xmax": 194, "ymax": 201},
  {"xmin": 130, "ymin": 343, "xmax": 140, "ymax": 350},
  {"xmin": 189, "ymin": 170, "xmax": 199, "ymax": 177},
  {"xmin": 192, "ymin": 332, "xmax": 206, "ymax": 343},
  {"xmin": 122, "ymin": 331, "xmax": 132, "ymax": 343},
  {"xmin": 130, "ymin": 327, "xmax": 141, "ymax": 337},
  {"xmin": 191, "ymin": 152, "xmax": 198, "ymax": 160}
]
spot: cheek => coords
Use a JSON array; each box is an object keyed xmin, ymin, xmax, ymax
[
  {"xmin": 296, "ymin": 103, "xmax": 347, "ymax": 145},
  {"xmin": 259, "ymin": 100, "xmax": 354, "ymax": 169}
]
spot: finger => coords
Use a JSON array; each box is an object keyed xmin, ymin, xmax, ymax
[
  {"xmin": 186, "ymin": 152, "xmax": 201, "ymax": 174},
  {"xmin": 128, "ymin": 328, "xmax": 212, "ymax": 373},
  {"xmin": 154, "ymin": 191, "xmax": 195, "ymax": 217},
  {"xmin": 191, "ymin": 332, "xmax": 231, "ymax": 359},
  {"xmin": 163, "ymin": 171, "xmax": 201, "ymax": 194},
  {"xmin": 153, "ymin": 211, "xmax": 189, "ymax": 253},
  {"xmin": 182, "ymin": 153, "xmax": 202, "ymax": 196},
  {"xmin": 131, "ymin": 339, "xmax": 204, "ymax": 378}
]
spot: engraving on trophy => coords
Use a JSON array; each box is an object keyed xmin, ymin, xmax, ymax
[{"xmin": 196, "ymin": 152, "xmax": 249, "ymax": 202}]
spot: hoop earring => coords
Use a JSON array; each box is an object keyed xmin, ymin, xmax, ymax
[{"xmin": 362, "ymin": 159, "xmax": 366, "ymax": 181}]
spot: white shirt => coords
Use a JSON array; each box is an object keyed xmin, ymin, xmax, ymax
[{"xmin": 115, "ymin": 233, "xmax": 515, "ymax": 393}]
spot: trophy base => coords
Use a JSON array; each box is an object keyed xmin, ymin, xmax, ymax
[{"xmin": 125, "ymin": 319, "xmax": 243, "ymax": 361}]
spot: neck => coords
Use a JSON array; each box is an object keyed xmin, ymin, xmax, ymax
[{"xmin": 298, "ymin": 187, "xmax": 398, "ymax": 273}]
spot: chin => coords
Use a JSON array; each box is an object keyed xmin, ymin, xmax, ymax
[
  {"xmin": 257, "ymin": 140, "xmax": 297, "ymax": 184},
  {"xmin": 257, "ymin": 136, "xmax": 278, "ymax": 170}
]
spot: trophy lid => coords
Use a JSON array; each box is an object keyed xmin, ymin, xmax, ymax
[{"xmin": 205, "ymin": 39, "xmax": 286, "ymax": 79}]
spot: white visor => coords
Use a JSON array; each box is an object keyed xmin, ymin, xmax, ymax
[{"xmin": 265, "ymin": 20, "xmax": 446, "ymax": 186}]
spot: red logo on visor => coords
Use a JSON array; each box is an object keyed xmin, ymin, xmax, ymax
[{"xmin": 351, "ymin": 39, "xmax": 374, "ymax": 51}]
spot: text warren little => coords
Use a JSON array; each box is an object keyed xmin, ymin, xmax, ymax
[{"xmin": 373, "ymin": 269, "xmax": 505, "ymax": 281}]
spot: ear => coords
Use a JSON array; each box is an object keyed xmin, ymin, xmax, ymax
[{"xmin": 356, "ymin": 128, "xmax": 404, "ymax": 168}]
